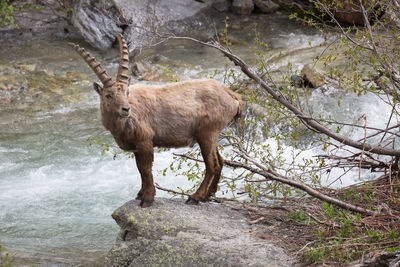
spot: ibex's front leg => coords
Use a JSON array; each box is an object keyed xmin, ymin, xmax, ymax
[{"xmin": 134, "ymin": 143, "xmax": 155, "ymax": 207}]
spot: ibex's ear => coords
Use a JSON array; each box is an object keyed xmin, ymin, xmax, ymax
[{"xmin": 93, "ymin": 82, "xmax": 103, "ymax": 96}]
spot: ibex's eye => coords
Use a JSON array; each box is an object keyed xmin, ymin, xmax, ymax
[{"xmin": 105, "ymin": 94, "xmax": 113, "ymax": 100}]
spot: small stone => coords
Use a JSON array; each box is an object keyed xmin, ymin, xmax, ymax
[
  {"xmin": 232, "ymin": 0, "xmax": 254, "ymax": 15},
  {"xmin": 10, "ymin": 85, "xmax": 19, "ymax": 91},
  {"xmin": 67, "ymin": 71, "xmax": 87, "ymax": 81},
  {"xmin": 151, "ymin": 55, "xmax": 169, "ymax": 64},
  {"xmin": 0, "ymin": 97, "xmax": 11, "ymax": 104},
  {"xmin": 301, "ymin": 63, "xmax": 326, "ymax": 88},
  {"xmin": 212, "ymin": 0, "xmax": 231, "ymax": 12},
  {"xmin": 131, "ymin": 61, "xmax": 171, "ymax": 82},
  {"xmin": 17, "ymin": 64, "xmax": 37, "ymax": 72},
  {"xmin": 42, "ymin": 69, "xmax": 55, "ymax": 76},
  {"xmin": 231, "ymin": 24, "xmax": 241, "ymax": 30},
  {"xmin": 254, "ymin": 0, "xmax": 279, "ymax": 14},
  {"xmin": 0, "ymin": 83, "xmax": 7, "ymax": 90}
]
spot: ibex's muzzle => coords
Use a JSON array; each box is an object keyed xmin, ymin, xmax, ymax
[{"xmin": 120, "ymin": 104, "xmax": 131, "ymax": 117}]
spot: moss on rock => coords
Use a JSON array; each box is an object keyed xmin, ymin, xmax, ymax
[{"xmin": 105, "ymin": 198, "xmax": 292, "ymax": 266}]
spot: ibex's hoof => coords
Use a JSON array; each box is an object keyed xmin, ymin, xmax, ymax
[
  {"xmin": 185, "ymin": 198, "xmax": 199, "ymax": 205},
  {"xmin": 139, "ymin": 200, "xmax": 153, "ymax": 208}
]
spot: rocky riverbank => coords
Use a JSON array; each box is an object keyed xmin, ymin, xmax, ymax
[
  {"xmin": 105, "ymin": 198, "xmax": 293, "ymax": 266},
  {"xmin": 0, "ymin": 0, "xmax": 285, "ymax": 51}
]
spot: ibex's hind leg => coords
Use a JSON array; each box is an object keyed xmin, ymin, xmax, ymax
[
  {"xmin": 134, "ymin": 145, "xmax": 156, "ymax": 208},
  {"xmin": 187, "ymin": 137, "xmax": 219, "ymax": 204},
  {"xmin": 206, "ymin": 149, "xmax": 223, "ymax": 199}
]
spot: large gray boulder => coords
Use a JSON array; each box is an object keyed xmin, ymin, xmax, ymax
[
  {"xmin": 105, "ymin": 198, "xmax": 292, "ymax": 266},
  {"xmin": 71, "ymin": 0, "xmax": 123, "ymax": 50},
  {"xmin": 71, "ymin": 0, "xmax": 228, "ymax": 51}
]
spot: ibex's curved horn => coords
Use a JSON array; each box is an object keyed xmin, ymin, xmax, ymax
[
  {"xmin": 116, "ymin": 34, "xmax": 130, "ymax": 84},
  {"xmin": 69, "ymin": 43, "xmax": 114, "ymax": 88}
]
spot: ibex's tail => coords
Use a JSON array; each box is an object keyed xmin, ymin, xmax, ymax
[
  {"xmin": 235, "ymin": 95, "xmax": 243, "ymax": 119},
  {"xmin": 224, "ymin": 86, "xmax": 243, "ymax": 120}
]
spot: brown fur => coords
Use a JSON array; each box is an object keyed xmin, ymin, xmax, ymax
[{"xmin": 72, "ymin": 35, "xmax": 242, "ymax": 207}]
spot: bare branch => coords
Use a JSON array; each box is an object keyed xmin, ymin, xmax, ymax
[{"xmin": 170, "ymin": 36, "xmax": 400, "ymax": 156}]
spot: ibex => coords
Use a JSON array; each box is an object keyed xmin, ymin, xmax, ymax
[{"xmin": 70, "ymin": 34, "xmax": 242, "ymax": 207}]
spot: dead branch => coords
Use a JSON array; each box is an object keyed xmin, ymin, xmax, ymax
[
  {"xmin": 174, "ymin": 149, "xmax": 381, "ymax": 216},
  {"xmin": 226, "ymin": 151, "xmax": 380, "ymax": 216}
]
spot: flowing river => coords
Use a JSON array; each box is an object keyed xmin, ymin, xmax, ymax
[{"xmin": 0, "ymin": 14, "xmax": 392, "ymax": 265}]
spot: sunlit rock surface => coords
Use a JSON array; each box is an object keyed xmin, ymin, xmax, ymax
[
  {"xmin": 106, "ymin": 198, "xmax": 292, "ymax": 266},
  {"xmin": 71, "ymin": 0, "xmax": 228, "ymax": 51}
]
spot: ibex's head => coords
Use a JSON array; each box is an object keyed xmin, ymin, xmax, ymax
[{"xmin": 70, "ymin": 34, "xmax": 131, "ymax": 118}]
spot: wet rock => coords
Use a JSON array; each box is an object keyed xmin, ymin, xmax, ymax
[
  {"xmin": 0, "ymin": 97, "xmax": 11, "ymax": 105},
  {"xmin": 66, "ymin": 71, "xmax": 87, "ymax": 81},
  {"xmin": 106, "ymin": 198, "xmax": 292, "ymax": 266},
  {"xmin": 15, "ymin": 64, "xmax": 36, "ymax": 72},
  {"xmin": 151, "ymin": 55, "xmax": 169, "ymax": 64},
  {"xmin": 72, "ymin": 0, "xmax": 223, "ymax": 51},
  {"xmin": 232, "ymin": 0, "xmax": 254, "ymax": 15},
  {"xmin": 248, "ymin": 102, "xmax": 268, "ymax": 117},
  {"xmin": 131, "ymin": 60, "xmax": 174, "ymax": 82},
  {"xmin": 331, "ymin": 1, "xmax": 384, "ymax": 26},
  {"xmin": 37, "ymin": 69, "xmax": 55, "ymax": 77},
  {"xmin": 212, "ymin": 0, "xmax": 231, "ymax": 12},
  {"xmin": 254, "ymin": 0, "xmax": 279, "ymax": 14},
  {"xmin": 0, "ymin": 83, "xmax": 24, "ymax": 91},
  {"xmin": 301, "ymin": 63, "xmax": 326, "ymax": 88},
  {"xmin": 71, "ymin": 0, "xmax": 123, "ymax": 50},
  {"xmin": 290, "ymin": 75, "xmax": 311, "ymax": 88}
]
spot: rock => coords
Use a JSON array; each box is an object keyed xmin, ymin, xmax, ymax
[
  {"xmin": 71, "ymin": 0, "xmax": 123, "ymax": 50},
  {"xmin": 105, "ymin": 198, "xmax": 292, "ymax": 266},
  {"xmin": 0, "ymin": 97, "xmax": 11, "ymax": 105},
  {"xmin": 232, "ymin": 0, "xmax": 254, "ymax": 15},
  {"xmin": 350, "ymin": 249, "xmax": 400, "ymax": 267},
  {"xmin": 66, "ymin": 71, "xmax": 87, "ymax": 81},
  {"xmin": 0, "ymin": 0, "xmax": 76, "ymax": 39},
  {"xmin": 301, "ymin": 63, "xmax": 326, "ymax": 88},
  {"xmin": 212, "ymin": 0, "xmax": 231, "ymax": 12},
  {"xmin": 385, "ymin": 1, "xmax": 400, "ymax": 28},
  {"xmin": 290, "ymin": 75, "xmax": 311, "ymax": 88},
  {"xmin": 71, "ymin": 0, "xmax": 223, "ymax": 51},
  {"xmin": 0, "ymin": 83, "xmax": 21, "ymax": 91},
  {"xmin": 131, "ymin": 60, "xmax": 171, "ymax": 82},
  {"xmin": 37, "ymin": 69, "xmax": 55, "ymax": 77},
  {"xmin": 254, "ymin": 0, "xmax": 279, "ymax": 13},
  {"xmin": 248, "ymin": 102, "xmax": 268, "ymax": 117},
  {"xmin": 15, "ymin": 64, "xmax": 36, "ymax": 72},
  {"xmin": 131, "ymin": 61, "xmax": 153, "ymax": 77},
  {"xmin": 331, "ymin": 0, "xmax": 384, "ymax": 26}
]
